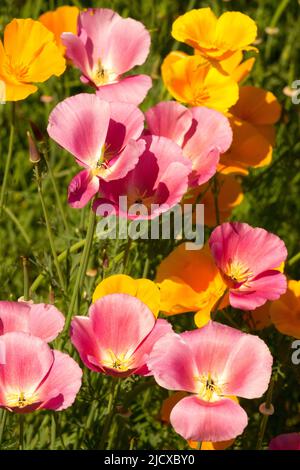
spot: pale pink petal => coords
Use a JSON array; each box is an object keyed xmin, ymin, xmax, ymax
[
  {"xmin": 145, "ymin": 101, "xmax": 192, "ymax": 146},
  {"xmin": 101, "ymin": 139, "xmax": 146, "ymax": 182},
  {"xmin": 147, "ymin": 332, "xmax": 198, "ymax": 393},
  {"xmin": 70, "ymin": 316, "xmax": 103, "ymax": 373},
  {"xmin": 170, "ymin": 396, "xmax": 248, "ymax": 442},
  {"xmin": 96, "ymin": 75, "xmax": 152, "ymax": 105},
  {"xmin": 28, "ymin": 304, "xmax": 65, "ymax": 342},
  {"xmin": 0, "ymin": 301, "xmax": 30, "ymax": 335},
  {"xmin": 68, "ymin": 170, "xmax": 99, "ymax": 208},
  {"xmin": 132, "ymin": 319, "xmax": 173, "ymax": 375},
  {"xmin": 90, "ymin": 294, "xmax": 155, "ymax": 358},
  {"xmin": 47, "ymin": 94, "xmax": 110, "ymax": 169},
  {"xmin": 0, "ymin": 332, "xmax": 53, "ymax": 402},
  {"xmin": 269, "ymin": 433, "xmax": 300, "ymax": 450},
  {"xmin": 185, "ymin": 107, "xmax": 232, "ymax": 185},
  {"xmin": 37, "ymin": 350, "xmax": 82, "ymax": 411},
  {"xmin": 61, "ymin": 33, "xmax": 92, "ymax": 78},
  {"xmin": 230, "ymin": 271, "xmax": 287, "ymax": 310}
]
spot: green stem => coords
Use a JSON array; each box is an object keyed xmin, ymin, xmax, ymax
[
  {"xmin": 35, "ymin": 165, "xmax": 66, "ymax": 292},
  {"xmin": 270, "ymin": 0, "xmax": 290, "ymax": 27},
  {"xmin": 0, "ymin": 409, "xmax": 7, "ymax": 449},
  {"xmin": 0, "ymin": 117, "xmax": 15, "ymax": 215},
  {"xmin": 122, "ymin": 238, "xmax": 132, "ymax": 274},
  {"xmin": 22, "ymin": 257, "xmax": 29, "ymax": 301},
  {"xmin": 19, "ymin": 415, "xmax": 24, "ymax": 450},
  {"xmin": 99, "ymin": 378, "xmax": 121, "ymax": 450},
  {"xmin": 50, "ymin": 414, "xmax": 56, "ymax": 450},
  {"xmin": 2, "ymin": 205, "xmax": 30, "ymax": 245},
  {"xmin": 288, "ymin": 251, "xmax": 300, "ymax": 266},
  {"xmin": 256, "ymin": 378, "xmax": 275, "ymax": 450},
  {"xmin": 30, "ymin": 239, "xmax": 85, "ymax": 293},
  {"xmin": 65, "ymin": 208, "xmax": 96, "ymax": 332},
  {"xmin": 43, "ymin": 150, "xmax": 70, "ymax": 236},
  {"xmin": 213, "ymin": 177, "xmax": 220, "ymax": 226},
  {"xmin": 211, "ymin": 288, "xmax": 229, "ymax": 319}
]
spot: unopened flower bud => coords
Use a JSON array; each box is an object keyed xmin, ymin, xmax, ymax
[
  {"xmin": 27, "ymin": 131, "xmax": 41, "ymax": 164},
  {"xmin": 259, "ymin": 402, "xmax": 274, "ymax": 416}
]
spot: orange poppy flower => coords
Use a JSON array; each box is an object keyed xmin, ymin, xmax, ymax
[
  {"xmin": 270, "ymin": 280, "xmax": 300, "ymax": 338},
  {"xmin": 172, "ymin": 8, "xmax": 257, "ymax": 61},
  {"xmin": 0, "ymin": 19, "xmax": 66, "ymax": 101},
  {"xmin": 156, "ymin": 243, "xmax": 228, "ymax": 327},
  {"xmin": 161, "ymin": 391, "xmax": 236, "ymax": 450},
  {"xmin": 218, "ymin": 51, "xmax": 256, "ymax": 83},
  {"xmin": 219, "ymin": 86, "xmax": 282, "ymax": 174},
  {"xmin": 161, "ymin": 51, "xmax": 239, "ymax": 113},
  {"xmin": 184, "ymin": 174, "xmax": 244, "ymax": 227},
  {"xmin": 39, "ymin": 6, "xmax": 79, "ymax": 55}
]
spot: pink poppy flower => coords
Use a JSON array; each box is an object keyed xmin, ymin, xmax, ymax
[
  {"xmin": 0, "ymin": 332, "xmax": 82, "ymax": 413},
  {"xmin": 148, "ymin": 321, "xmax": 273, "ymax": 442},
  {"xmin": 93, "ymin": 135, "xmax": 192, "ymax": 219},
  {"xmin": 62, "ymin": 8, "xmax": 152, "ymax": 105},
  {"xmin": 209, "ymin": 222, "xmax": 287, "ymax": 310},
  {"xmin": 47, "ymin": 93, "xmax": 145, "ymax": 208},
  {"xmin": 145, "ymin": 101, "xmax": 232, "ymax": 186},
  {"xmin": 0, "ymin": 301, "xmax": 64, "ymax": 342},
  {"xmin": 71, "ymin": 293, "xmax": 172, "ymax": 377},
  {"xmin": 269, "ymin": 433, "xmax": 300, "ymax": 450}
]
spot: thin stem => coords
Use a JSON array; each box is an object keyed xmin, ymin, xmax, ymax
[
  {"xmin": 122, "ymin": 238, "xmax": 132, "ymax": 274},
  {"xmin": 2, "ymin": 205, "xmax": 31, "ymax": 245},
  {"xmin": 211, "ymin": 288, "xmax": 229, "ymax": 319},
  {"xmin": 30, "ymin": 239, "xmax": 85, "ymax": 293},
  {"xmin": 35, "ymin": 165, "xmax": 66, "ymax": 291},
  {"xmin": 43, "ymin": 150, "xmax": 70, "ymax": 236},
  {"xmin": 0, "ymin": 409, "xmax": 7, "ymax": 449},
  {"xmin": 0, "ymin": 115, "xmax": 15, "ymax": 216},
  {"xmin": 212, "ymin": 177, "xmax": 220, "ymax": 226},
  {"xmin": 99, "ymin": 378, "xmax": 121, "ymax": 450},
  {"xmin": 19, "ymin": 415, "xmax": 24, "ymax": 450},
  {"xmin": 65, "ymin": 208, "xmax": 96, "ymax": 332},
  {"xmin": 50, "ymin": 414, "xmax": 56, "ymax": 450},
  {"xmin": 22, "ymin": 257, "xmax": 29, "ymax": 301},
  {"xmin": 256, "ymin": 378, "xmax": 275, "ymax": 450}
]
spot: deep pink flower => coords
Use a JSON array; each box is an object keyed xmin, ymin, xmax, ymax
[
  {"xmin": 0, "ymin": 301, "xmax": 64, "ymax": 342},
  {"xmin": 0, "ymin": 332, "xmax": 82, "ymax": 413},
  {"xmin": 62, "ymin": 8, "xmax": 152, "ymax": 104},
  {"xmin": 148, "ymin": 321, "xmax": 273, "ymax": 442},
  {"xmin": 209, "ymin": 222, "xmax": 287, "ymax": 310},
  {"xmin": 145, "ymin": 101, "xmax": 232, "ymax": 186},
  {"xmin": 269, "ymin": 433, "xmax": 300, "ymax": 450},
  {"xmin": 71, "ymin": 293, "xmax": 172, "ymax": 377},
  {"xmin": 47, "ymin": 93, "xmax": 145, "ymax": 208},
  {"xmin": 93, "ymin": 135, "xmax": 192, "ymax": 219}
]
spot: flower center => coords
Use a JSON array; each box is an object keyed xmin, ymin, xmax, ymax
[
  {"xmin": 92, "ymin": 59, "xmax": 118, "ymax": 87},
  {"xmin": 102, "ymin": 349, "xmax": 133, "ymax": 372},
  {"xmin": 3, "ymin": 59, "xmax": 30, "ymax": 83},
  {"xmin": 222, "ymin": 260, "xmax": 253, "ymax": 288},
  {"xmin": 195, "ymin": 373, "xmax": 225, "ymax": 402},
  {"xmin": 5, "ymin": 390, "xmax": 39, "ymax": 409}
]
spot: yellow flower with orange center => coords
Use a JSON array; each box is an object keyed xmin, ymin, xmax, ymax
[
  {"xmin": 0, "ymin": 18, "xmax": 66, "ymax": 101},
  {"xmin": 39, "ymin": 6, "xmax": 79, "ymax": 55}
]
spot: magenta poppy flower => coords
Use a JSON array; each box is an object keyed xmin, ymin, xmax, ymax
[
  {"xmin": 0, "ymin": 301, "xmax": 64, "ymax": 342},
  {"xmin": 0, "ymin": 332, "xmax": 82, "ymax": 413},
  {"xmin": 145, "ymin": 101, "xmax": 232, "ymax": 186},
  {"xmin": 269, "ymin": 433, "xmax": 300, "ymax": 450},
  {"xmin": 93, "ymin": 135, "xmax": 192, "ymax": 219},
  {"xmin": 47, "ymin": 93, "xmax": 145, "ymax": 208},
  {"xmin": 209, "ymin": 222, "xmax": 287, "ymax": 310},
  {"xmin": 62, "ymin": 8, "xmax": 152, "ymax": 105},
  {"xmin": 148, "ymin": 321, "xmax": 273, "ymax": 442},
  {"xmin": 71, "ymin": 293, "xmax": 172, "ymax": 377}
]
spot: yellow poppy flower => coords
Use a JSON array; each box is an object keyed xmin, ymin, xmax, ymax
[
  {"xmin": 270, "ymin": 280, "xmax": 300, "ymax": 338},
  {"xmin": 156, "ymin": 243, "xmax": 228, "ymax": 327},
  {"xmin": 0, "ymin": 19, "xmax": 66, "ymax": 101},
  {"xmin": 93, "ymin": 274, "xmax": 160, "ymax": 318},
  {"xmin": 161, "ymin": 51, "xmax": 238, "ymax": 112},
  {"xmin": 39, "ymin": 6, "xmax": 79, "ymax": 55},
  {"xmin": 218, "ymin": 51, "xmax": 256, "ymax": 83},
  {"xmin": 172, "ymin": 8, "xmax": 257, "ymax": 61},
  {"xmin": 219, "ymin": 86, "xmax": 281, "ymax": 174}
]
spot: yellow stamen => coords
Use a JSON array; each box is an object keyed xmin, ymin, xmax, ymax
[
  {"xmin": 195, "ymin": 373, "xmax": 225, "ymax": 402},
  {"xmin": 6, "ymin": 390, "xmax": 39, "ymax": 409},
  {"xmin": 102, "ymin": 349, "xmax": 134, "ymax": 372}
]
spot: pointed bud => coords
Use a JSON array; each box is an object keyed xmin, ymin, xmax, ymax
[
  {"xmin": 29, "ymin": 121, "xmax": 45, "ymax": 143},
  {"xmin": 27, "ymin": 131, "xmax": 41, "ymax": 164}
]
